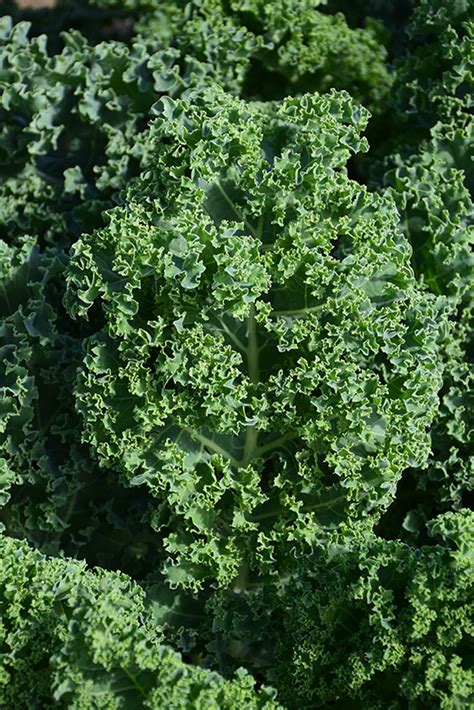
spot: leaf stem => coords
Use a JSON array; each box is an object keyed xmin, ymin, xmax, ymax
[
  {"xmin": 253, "ymin": 432, "xmax": 297, "ymax": 458},
  {"xmin": 241, "ymin": 302, "xmax": 260, "ymax": 466},
  {"xmin": 122, "ymin": 667, "xmax": 146, "ymax": 697},
  {"xmin": 241, "ymin": 426, "xmax": 258, "ymax": 468},
  {"xmin": 215, "ymin": 181, "xmax": 257, "ymax": 237},
  {"xmin": 247, "ymin": 302, "xmax": 259, "ymax": 385},
  {"xmin": 271, "ymin": 304, "xmax": 324, "ymax": 317},
  {"xmin": 182, "ymin": 427, "xmax": 241, "ymax": 469},
  {"xmin": 216, "ymin": 316, "xmax": 247, "ymax": 353}
]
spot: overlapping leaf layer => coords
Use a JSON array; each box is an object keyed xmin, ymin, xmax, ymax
[{"xmin": 0, "ymin": 1, "xmax": 472, "ymax": 707}]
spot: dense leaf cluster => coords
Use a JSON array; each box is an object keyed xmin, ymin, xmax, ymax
[
  {"xmin": 0, "ymin": 535, "xmax": 278, "ymax": 708},
  {"xmin": 0, "ymin": 0, "xmax": 472, "ymax": 707},
  {"xmin": 66, "ymin": 86, "xmax": 443, "ymax": 590},
  {"xmin": 204, "ymin": 510, "xmax": 474, "ymax": 708}
]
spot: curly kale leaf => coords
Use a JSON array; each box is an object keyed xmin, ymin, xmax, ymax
[
  {"xmin": 201, "ymin": 511, "xmax": 474, "ymax": 708},
  {"xmin": 0, "ymin": 17, "xmax": 183, "ymax": 250},
  {"xmin": 0, "ymin": 535, "xmax": 279, "ymax": 708},
  {"xmin": 394, "ymin": 0, "xmax": 473, "ymax": 139},
  {"xmin": 0, "ymin": 236, "xmax": 166, "ymax": 577},
  {"xmin": 373, "ymin": 0, "xmax": 474, "ymax": 540},
  {"xmin": 66, "ymin": 86, "xmax": 445, "ymax": 590},
  {"xmin": 118, "ymin": 0, "xmax": 393, "ymax": 111}
]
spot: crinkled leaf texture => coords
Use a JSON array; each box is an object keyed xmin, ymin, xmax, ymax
[
  {"xmin": 0, "ymin": 535, "xmax": 279, "ymax": 708},
  {"xmin": 66, "ymin": 86, "xmax": 445, "ymax": 590},
  {"xmin": 395, "ymin": 0, "xmax": 473, "ymax": 139},
  {"xmin": 382, "ymin": 137, "xmax": 473, "ymax": 530},
  {"xmin": 0, "ymin": 235, "xmax": 165, "ymax": 576},
  {"xmin": 224, "ymin": 511, "xmax": 474, "ymax": 708},
  {"xmin": 131, "ymin": 0, "xmax": 393, "ymax": 111},
  {"xmin": 0, "ymin": 4, "xmax": 471, "ymax": 709},
  {"xmin": 0, "ymin": 16, "xmax": 184, "ymax": 250},
  {"xmin": 373, "ymin": 0, "xmax": 474, "ymax": 540},
  {"xmin": 65, "ymin": 0, "xmax": 393, "ymax": 112}
]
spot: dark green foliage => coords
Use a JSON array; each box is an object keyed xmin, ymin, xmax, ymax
[
  {"xmin": 324, "ymin": 1, "xmax": 415, "ymax": 59},
  {"xmin": 0, "ymin": 233, "xmax": 165, "ymax": 577},
  {"xmin": 395, "ymin": 0, "xmax": 473, "ymax": 145},
  {"xmin": 203, "ymin": 511, "xmax": 474, "ymax": 708},
  {"xmin": 32, "ymin": 0, "xmax": 393, "ymax": 110},
  {"xmin": 134, "ymin": 0, "xmax": 393, "ymax": 111},
  {"xmin": 0, "ymin": 535, "xmax": 278, "ymax": 708},
  {"xmin": 0, "ymin": 0, "xmax": 472, "ymax": 707},
  {"xmin": 373, "ymin": 0, "xmax": 474, "ymax": 543},
  {"xmin": 0, "ymin": 16, "xmax": 185, "ymax": 251},
  {"xmin": 65, "ymin": 86, "xmax": 443, "ymax": 591}
]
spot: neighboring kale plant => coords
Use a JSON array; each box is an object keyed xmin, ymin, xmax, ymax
[
  {"xmin": 0, "ymin": 535, "xmax": 278, "ymax": 709},
  {"xmin": 380, "ymin": 143, "xmax": 473, "ymax": 538},
  {"xmin": 0, "ymin": 227, "xmax": 164, "ymax": 577},
  {"xmin": 198, "ymin": 510, "xmax": 474, "ymax": 708},
  {"xmin": 395, "ymin": 0, "xmax": 473, "ymax": 141},
  {"xmin": 137, "ymin": 0, "xmax": 393, "ymax": 110},
  {"xmin": 66, "ymin": 86, "xmax": 444, "ymax": 590},
  {"xmin": 0, "ymin": 17, "xmax": 184, "ymax": 251},
  {"xmin": 373, "ymin": 0, "xmax": 474, "ymax": 540},
  {"xmin": 56, "ymin": 0, "xmax": 393, "ymax": 110}
]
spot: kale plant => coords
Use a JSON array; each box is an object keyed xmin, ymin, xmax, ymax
[
  {"xmin": 66, "ymin": 87, "xmax": 443, "ymax": 590},
  {"xmin": 0, "ymin": 0, "xmax": 472, "ymax": 707}
]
